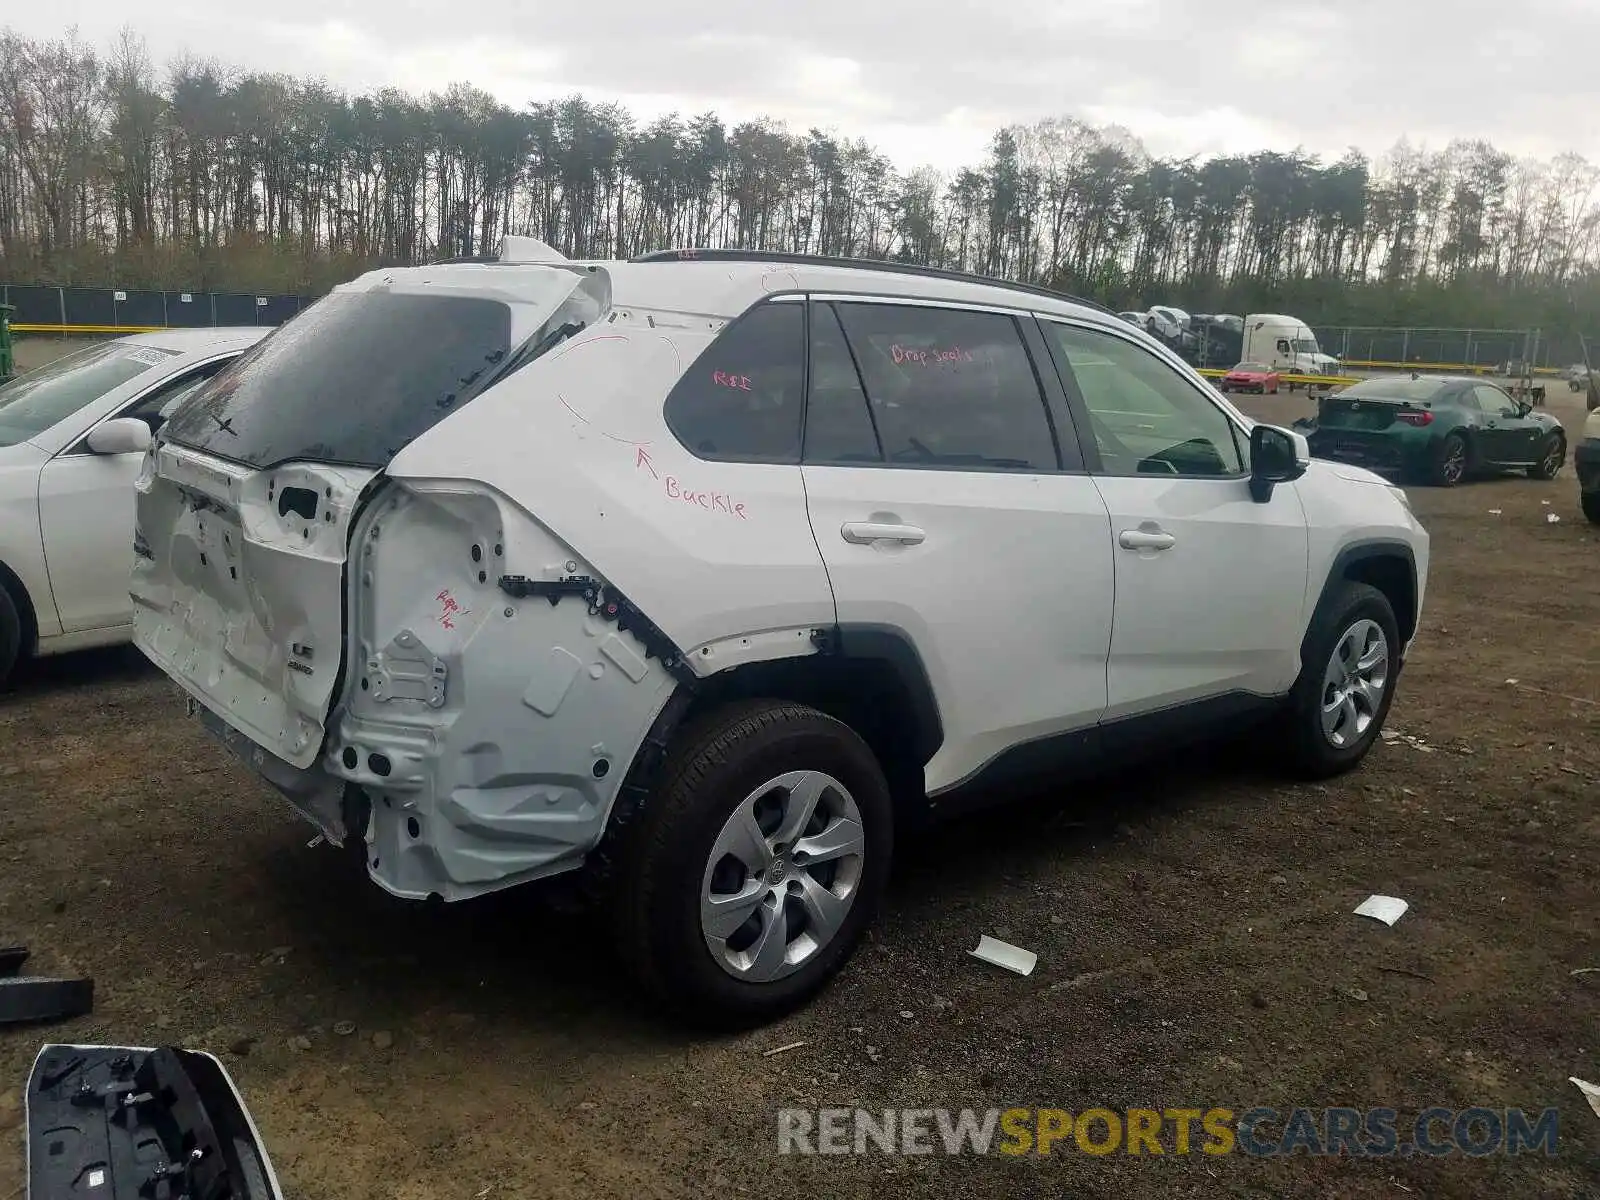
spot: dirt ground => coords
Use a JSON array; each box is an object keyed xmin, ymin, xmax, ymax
[{"xmin": 1, "ymin": 386, "xmax": 1597, "ymax": 1200}]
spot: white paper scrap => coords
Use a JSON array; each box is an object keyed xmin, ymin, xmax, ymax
[
  {"xmin": 1570, "ymin": 1077, "xmax": 1600, "ymax": 1119},
  {"xmin": 1354, "ymin": 895, "xmax": 1409, "ymax": 926},
  {"xmin": 969, "ymin": 935, "xmax": 1037, "ymax": 976}
]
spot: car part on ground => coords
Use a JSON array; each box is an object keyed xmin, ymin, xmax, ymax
[
  {"xmin": 130, "ymin": 244, "xmax": 1429, "ymax": 1025},
  {"xmin": 26, "ymin": 1044, "xmax": 285, "ymax": 1200},
  {"xmin": 0, "ymin": 944, "xmax": 30, "ymax": 974},
  {"xmin": 1305, "ymin": 373, "xmax": 1565, "ymax": 487},
  {"xmin": 0, "ymin": 975, "xmax": 94, "ymax": 1025}
]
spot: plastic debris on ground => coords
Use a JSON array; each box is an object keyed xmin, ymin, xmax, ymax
[
  {"xmin": 1353, "ymin": 895, "xmax": 1410, "ymax": 926},
  {"xmin": 969, "ymin": 935, "xmax": 1037, "ymax": 976}
]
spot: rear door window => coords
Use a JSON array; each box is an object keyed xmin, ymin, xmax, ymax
[
  {"xmin": 830, "ymin": 302, "xmax": 1059, "ymax": 471},
  {"xmin": 160, "ymin": 291, "xmax": 515, "ymax": 469},
  {"xmin": 664, "ymin": 301, "xmax": 805, "ymax": 463},
  {"xmin": 803, "ymin": 303, "xmax": 881, "ymax": 464}
]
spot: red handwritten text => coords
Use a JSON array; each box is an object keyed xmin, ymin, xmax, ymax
[
  {"xmin": 437, "ymin": 589, "xmax": 469, "ymax": 630},
  {"xmin": 665, "ymin": 475, "xmax": 747, "ymax": 520},
  {"xmin": 890, "ymin": 344, "xmax": 974, "ymax": 366},
  {"xmin": 712, "ymin": 370, "xmax": 753, "ymax": 390}
]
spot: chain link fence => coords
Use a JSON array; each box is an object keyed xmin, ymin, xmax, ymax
[
  {"xmin": 3, "ymin": 283, "xmax": 309, "ymax": 332},
  {"xmin": 1308, "ymin": 326, "xmax": 1580, "ymax": 374}
]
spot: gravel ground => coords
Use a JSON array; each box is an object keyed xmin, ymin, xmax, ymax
[{"xmin": 1, "ymin": 387, "xmax": 1597, "ymax": 1200}]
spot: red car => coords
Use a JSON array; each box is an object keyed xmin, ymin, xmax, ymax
[{"xmin": 1220, "ymin": 362, "xmax": 1282, "ymax": 394}]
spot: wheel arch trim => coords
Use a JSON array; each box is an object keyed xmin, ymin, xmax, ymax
[{"xmin": 1318, "ymin": 539, "xmax": 1419, "ymax": 645}]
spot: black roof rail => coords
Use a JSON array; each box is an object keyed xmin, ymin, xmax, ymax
[{"xmin": 628, "ymin": 248, "xmax": 1114, "ymax": 315}]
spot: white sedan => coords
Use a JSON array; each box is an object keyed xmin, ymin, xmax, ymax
[{"xmin": 0, "ymin": 327, "xmax": 272, "ymax": 685}]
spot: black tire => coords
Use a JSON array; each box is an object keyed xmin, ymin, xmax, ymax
[
  {"xmin": 0, "ymin": 584, "xmax": 21, "ymax": 690},
  {"xmin": 1528, "ymin": 432, "xmax": 1565, "ymax": 480},
  {"xmin": 1428, "ymin": 432, "xmax": 1469, "ymax": 487},
  {"xmin": 1277, "ymin": 581, "xmax": 1402, "ymax": 780},
  {"xmin": 610, "ymin": 699, "xmax": 893, "ymax": 1028},
  {"xmin": 1583, "ymin": 490, "xmax": 1600, "ymax": 525}
]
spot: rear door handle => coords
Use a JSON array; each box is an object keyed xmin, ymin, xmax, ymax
[
  {"xmin": 841, "ymin": 521, "xmax": 926, "ymax": 545},
  {"xmin": 1118, "ymin": 529, "xmax": 1176, "ymax": 551}
]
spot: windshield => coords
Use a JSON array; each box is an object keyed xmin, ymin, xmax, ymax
[
  {"xmin": 1234, "ymin": 362, "xmax": 1270, "ymax": 373},
  {"xmin": 161, "ymin": 290, "xmax": 524, "ymax": 470},
  {"xmin": 0, "ymin": 341, "xmax": 177, "ymax": 447},
  {"xmin": 1291, "ymin": 337, "xmax": 1322, "ymax": 356}
]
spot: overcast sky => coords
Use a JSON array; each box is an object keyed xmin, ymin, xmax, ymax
[{"xmin": 34, "ymin": 1, "xmax": 1600, "ymax": 172}]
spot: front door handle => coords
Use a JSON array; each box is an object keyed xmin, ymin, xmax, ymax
[
  {"xmin": 1118, "ymin": 528, "xmax": 1176, "ymax": 551},
  {"xmin": 841, "ymin": 521, "xmax": 926, "ymax": 545}
]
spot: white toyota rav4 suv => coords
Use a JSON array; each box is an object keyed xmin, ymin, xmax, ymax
[{"xmin": 132, "ymin": 241, "xmax": 1429, "ymax": 1024}]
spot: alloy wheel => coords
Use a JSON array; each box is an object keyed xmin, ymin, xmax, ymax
[
  {"xmin": 1320, "ymin": 618, "xmax": 1390, "ymax": 749},
  {"xmin": 1542, "ymin": 439, "xmax": 1563, "ymax": 476},
  {"xmin": 1441, "ymin": 439, "xmax": 1466, "ymax": 484},
  {"xmin": 700, "ymin": 770, "xmax": 866, "ymax": 983}
]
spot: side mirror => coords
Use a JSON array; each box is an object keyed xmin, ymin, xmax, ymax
[
  {"xmin": 85, "ymin": 416, "xmax": 154, "ymax": 456},
  {"xmin": 1249, "ymin": 424, "xmax": 1309, "ymax": 502}
]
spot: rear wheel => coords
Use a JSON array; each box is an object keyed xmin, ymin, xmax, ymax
[
  {"xmin": 0, "ymin": 584, "xmax": 20, "ymax": 690},
  {"xmin": 1529, "ymin": 432, "xmax": 1565, "ymax": 480},
  {"xmin": 1429, "ymin": 432, "xmax": 1469, "ymax": 487},
  {"xmin": 1278, "ymin": 582, "xmax": 1401, "ymax": 779},
  {"xmin": 611, "ymin": 700, "xmax": 893, "ymax": 1027},
  {"xmin": 1583, "ymin": 490, "xmax": 1600, "ymax": 525}
]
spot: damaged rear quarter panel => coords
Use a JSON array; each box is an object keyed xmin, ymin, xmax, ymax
[
  {"xmin": 331, "ymin": 477, "xmax": 680, "ymax": 901},
  {"xmin": 381, "ymin": 305, "xmax": 837, "ymax": 665}
]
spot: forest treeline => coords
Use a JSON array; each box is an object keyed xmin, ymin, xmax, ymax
[{"xmin": 4, "ymin": 25, "xmax": 1600, "ymax": 340}]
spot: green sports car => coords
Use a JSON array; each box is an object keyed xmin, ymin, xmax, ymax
[{"xmin": 1303, "ymin": 374, "xmax": 1567, "ymax": 486}]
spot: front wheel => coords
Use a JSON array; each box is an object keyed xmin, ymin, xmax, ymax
[
  {"xmin": 0, "ymin": 584, "xmax": 21, "ymax": 690},
  {"xmin": 610, "ymin": 700, "xmax": 893, "ymax": 1027},
  {"xmin": 1529, "ymin": 433, "xmax": 1566, "ymax": 480},
  {"xmin": 1278, "ymin": 582, "xmax": 1401, "ymax": 780},
  {"xmin": 1429, "ymin": 432, "xmax": 1469, "ymax": 486}
]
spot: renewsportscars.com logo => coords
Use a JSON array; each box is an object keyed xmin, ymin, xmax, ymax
[{"xmin": 777, "ymin": 1106, "xmax": 1560, "ymax": 1158}]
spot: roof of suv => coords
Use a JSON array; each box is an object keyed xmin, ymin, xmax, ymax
[{"xmin": 350, "ymin": 250, "xmax": 1123, "ymax": 330}]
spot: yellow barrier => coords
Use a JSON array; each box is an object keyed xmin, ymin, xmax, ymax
[
  {"xmin": 12, "ymin": 323, "xmax": 165, "ymax": 335},
  {"xmin": 1197, "ymin": 368, "xmax": 1360, "ymax": 387}
]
